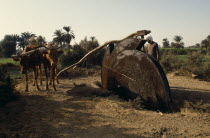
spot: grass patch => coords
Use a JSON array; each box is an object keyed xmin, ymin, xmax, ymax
[
  {"xmin": 0, "ymin": 58, "xmax": 22, "ymax": 79},
  {"xmin": 176, "ymin": 55, "xmax": 187, "ymax": 62},
  {"xmin": 0, "ymin": 58, "xmax": 19, "ymax": 66},
  {"xmin": 0, "ymin": 66, "xmax": 17, "ymax": 107},
  {"xmin": 7, "ymin": 67, "xmax": 24, "ymax": 79}
]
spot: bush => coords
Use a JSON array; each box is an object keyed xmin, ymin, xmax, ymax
[
  {"xmin": 185, "ymin": 52, "xmax": 210, "ymax": 80},
  {"xmin": 160, "ymin": 53, "xmax": 185, "ymax": 73},
  {"xmin": 0, "ymin": 65, "xmax": 16, "ymax": 106},
  {"xmin": 0, "ymin": 62, "xmax": 17, "ymax": 67},
  {"xmin": 58, "ymin": 45, "xmax": 105, "ymax": 69},
  {"xmin": 58, "ymin": 45, "xmax": 87, "ymax": 69},
  {"xmin": 161, "ymin": 50, "xmax": 210, "ymax": 81},
  {"xmin": 85, "ymin": 48, "xmax": 105, "ymax": 67},
  {"xmin": 0, "ymin": 58, "xmax": 19, "ymax": 67},
  {"xmin": 0, "ymin": 35, "xmax": 17, "ymax": 58},
  {"xmin": 160, "ymin": 48, "xmax": 204, "ymax": 55}
]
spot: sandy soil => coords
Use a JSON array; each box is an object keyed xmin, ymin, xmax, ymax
[{"xmin": 0, "ymin": 73, "xmax": 210, "ymax": 137}]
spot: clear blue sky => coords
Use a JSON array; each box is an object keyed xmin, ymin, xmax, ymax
[{"xmin": 0, "ymin": 0, "xmax": 209, "ymax": 46}]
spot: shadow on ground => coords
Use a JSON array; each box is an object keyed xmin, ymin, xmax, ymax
[
  {"xmin": 67, "ymin": 84, "xmax": 210, "ymax": 113},
  {"xmin": 0, "ymin": 93, "xmax": 148, "ymax": 137},
  {"xmin": 0, "ymin": 79, "xmax": 210, "ymax": 137},
  {"xmin": 171, "ymin": 87, "xmax": 210, "ymax": 112}
]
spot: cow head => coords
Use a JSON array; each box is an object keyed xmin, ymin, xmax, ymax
[
  {"xmin": 12, "ymin": 46, "xmax": 39, "ymax": 74},
  {"xmin": 42, "ymin": 44, "xmax": 63, "ymax": 67},
  {"xmin": 12, "ymin": 55, "xmax": 31, "ymax": 74}
]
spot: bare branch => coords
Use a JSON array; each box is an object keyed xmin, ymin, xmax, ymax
[{"xmin": 56, "ymin": 30, "xmax": 151, "ymax": 77}]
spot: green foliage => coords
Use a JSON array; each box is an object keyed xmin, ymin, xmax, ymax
[
  {"xmin": 0, "ymin": 35, "xmax": 18, "ymax": 57},
  {"xmin": 188, "ymin": 43, "xmax": 201, "ymax": 48},
  {"xmin": 58, "ymin": 45, "xmax": 87, "ymax": 69},
  {"xmin": 58, "ymin": 36, "xmax": 105, "ymax": 69},
  {"xmin": 171, "ymin": 35, "xmax": 184, "ymax": 48},
  {"xmin": 0, "ymin": 58, "xmax": 23, "ymax": 79},
  {"xmin": 0, "ymin": 65, "xmax": 16, "ymax": 106},
  {"xmin": 173, "ymin": 35, "xmax": 183, "ymax": 43},
  {"xmin": 162, "ymin": 38, "xmax": 170, "ymax": 48},
  {"xmin": 0, "ymin": 58, "xmax": 19, "ymax": 66},
  {"xmin": 53, "ymin": 29, "xmax": 64, "ymax": 45},
  {"xmin": 185, "ymin": 52, "xmax": 210, "ymax": 80},
  {"xmin": 79, "ymin": 36, "xmax": 104, "ymax": 67},
  {"xmin": 33, "ymin": 35, "xmax": 46, "ymax": 46},
  {"xmin": 199, "ymin": 34, "xmax": 210, "ymax": 55},
  {"xmin": 63, "ymin": 26, "xmax": 75, "ymax": 46},
  {"xmin": 160, "ymin": 51, "xmax": 210, "ymax": 81},
  {"xmin": 18, "ymin": 32, "xmax": 36, "ymax": 49},
  {"xmin": 201, "ymin": 39, "xmax": 209, "ymax": 49},
  {"xmin": 160, "ymin": 48, "xmax": 203, "ymax": 55},
  {"xmin": 160, "ymin": 53, "xmax": 185, "ymax": 73},
  {"xmin": 0, "ymin": 46, "xmax": 2, "ymax": 56},
  {"xmin": 176, "ymin": 55, "xmax": 188, "ymax": 62},
  {"xmin": 53, "ymin": 26, "xmax": 75, "ymax": 46}
]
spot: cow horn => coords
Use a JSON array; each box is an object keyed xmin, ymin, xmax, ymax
[
  {"xmin": 19, "ymin": 45, "xmax": 48, "ymax": 56},
  {"xmin": 53, "ymin": 46, "xmax": 62, "ymax": 50},
  {"xmin": 56, "ymin": 30, "xmax": 151, "ymax": 78},
  {"xmin": 44, "ymin": 43, "xmax": 62, "ymax": 50},
  {"xmin": 20, "ymin": 49, "xmax": 38, "ymax": 56},
  {"xmin": 50, "ymin": 45, "xmax": 62, "ymax": 50},
  {"xmin": 11, "ymin": 55, "xmax": 20, "ymax": 58},
  {"xmin": 40, "ymin": 45, "xmax": 50, "ymax": 50}
]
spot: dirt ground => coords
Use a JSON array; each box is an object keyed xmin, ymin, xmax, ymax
[{"xmin": 0, "ymin": 73, "xmax": 210, "ymax": 137}]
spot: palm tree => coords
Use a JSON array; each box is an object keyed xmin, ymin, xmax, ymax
[
  {"xmin": 162, "ymin": 38, "xmax": 170, "ymax": 48},
  {"xmin": 1, "ymin": 35, "xmax": 19, "ymax": 57},
  {"xmin": 200, "ymin": 34, "xmax": 210, "ymax": 55},
  {"xmin": 21, "ymin": 32, "xmax": 36, "ymax": 40},
  {"xmin": 90, "ymin": 36, "xmax": 96, "ymax": 42},
  {"xmin": 201, "ymin": 39, "xmax": 209, "ymax": 51},
  {"xmin": 11, "ymin": 34, "xmax": 20, "ymax": 51},
  {"xmin": 174, "ymin": 36, "xmax": 183, "ymax": 43},
  {"xmin": 207, "ymin": 34, "xmax": 210, "ymax": 41},
  {"xmin": 18, "ymin": 32, "xmax": 36, "ymax": 49},
  {"xmin": 11, "ymin": 34, "xmax": 19, "ymax": 41},
  {"xmin": 53, "ymin": 29, "xmax": 64, "ymax": 45},
  {"xmin": 79, "ymin": 36, "xmax": 88, "ymax": 49},
  {"xmin": 17, "ymin": 37, "xmax": 27, "ymax": 50},
  {"xmin": 207, "ymin": 35, "xmax": 210, "ymax": 54},
  {"xmin": 36, "ymin": 35, "xmax": 46, "ymax": 46},
  {"xmin": 63, "ymin": 26, "xmax": 75, "ymax": 46},
  {"xmin": 173, "ymin": 35, "xmax": 184, "ymax": 48},
  {"xmin": 195, "ymin": 43, "xmax": 201, "ymax": 48}
]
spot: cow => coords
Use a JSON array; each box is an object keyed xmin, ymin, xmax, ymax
[
  {"xmin": 42, "ymin": 43, "xmax": 63, "ymax": 91},
  {"xmin": 12, "ymin": 45, "xmax": 43, "ymax": 92}
]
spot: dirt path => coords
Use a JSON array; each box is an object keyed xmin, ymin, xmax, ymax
[{"xmin": 0, "ymin": 74, "xmax": 210, "ymax": 137}]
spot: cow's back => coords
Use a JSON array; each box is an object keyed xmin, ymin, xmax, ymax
[{"xmin": 24, "ymin": 45, "xmax": 43, "ymax": 67}]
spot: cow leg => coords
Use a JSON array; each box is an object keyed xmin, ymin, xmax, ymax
[
  {"xmin": 33, "ymin": 66, "xmax": 39, "ymax": 86},
  {"xmin": 49, "ymin": 67, "xmax": 52, "ymax": 85},
  {"xmin": 32, "ymin": 70, "xmax": 36, "ymax": 86},
  {"xmin": 33, "ymin": 67, "xmax": 41, "ymax": 91},
  {"xmin": 44, "ymin": 65, "xmax": 49, "ymax": 90},
  {"xmin": 49, "ymin": 80, "xmax": 52, "ymax": 85},
  {"xmin": 25, "ymin": 72, "xmax": 29, "ymax": 92},
  {"xmin": 55, "ymin": 66, "xmax": 59, "ymax": 84},
  {"xmin": 39, "ymin": 65, "xmax": 43, "ymax": 85},
  {"xmin": 51, "ymin": 67, "xmax": 56, "ymax": 91}
]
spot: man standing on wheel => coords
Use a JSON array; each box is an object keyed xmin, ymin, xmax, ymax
[{"xmin": 146, "ymin": 36, "xmax": 160, "ymax": 61}]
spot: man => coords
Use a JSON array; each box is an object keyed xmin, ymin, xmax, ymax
[{"xmin": 146, "ymin": 36, "xmax": 160, "ymax": 61}]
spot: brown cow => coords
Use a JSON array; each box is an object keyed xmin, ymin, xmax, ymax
[
  {"xmin": 12, "ymin": 45, "xmax": 43, "ymax": 92},
  {"xmin": 42, "ymin": 43, "xmax": 63, "ymax": 91}
]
